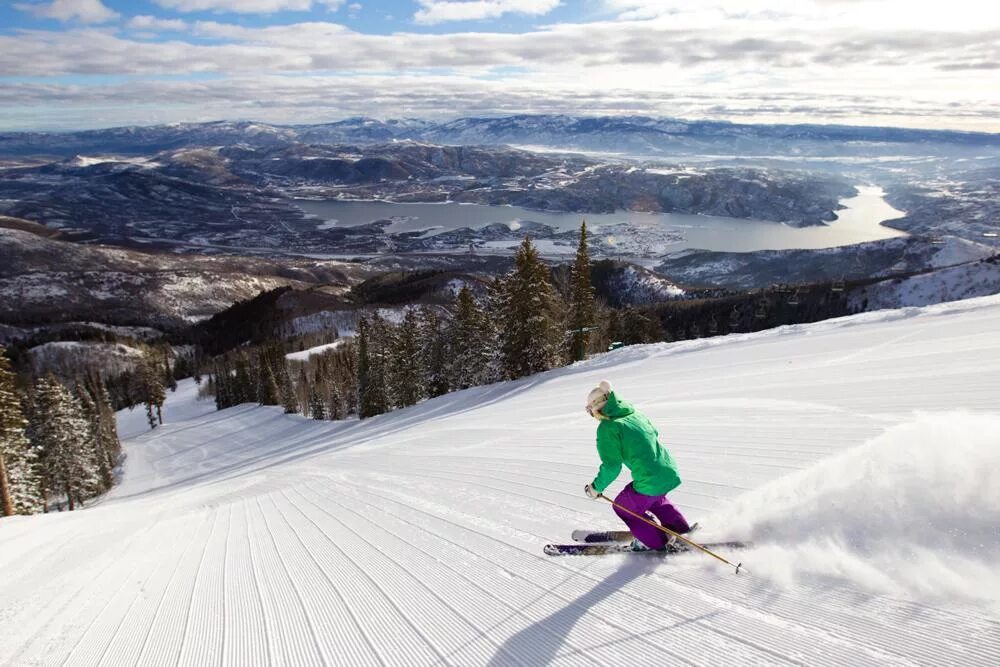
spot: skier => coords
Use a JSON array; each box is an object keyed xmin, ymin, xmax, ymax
[{"xmin": 583, "ymin": 380, "xmax": 694, "ymax": 551}]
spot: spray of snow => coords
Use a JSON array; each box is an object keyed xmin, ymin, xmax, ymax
[{"xmin": 710, "ymin": 412, "xmax": 1000, "ymax": 609}]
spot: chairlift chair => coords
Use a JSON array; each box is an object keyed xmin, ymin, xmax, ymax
[{"xmin": 787, "ymin": 290, "xmax": 800, "ymax": 306}]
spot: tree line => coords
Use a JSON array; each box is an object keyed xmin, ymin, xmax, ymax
[
  {"xmin": 0, "ymin": 346, "xmax": 122, "ymax": 515},
  {"xmin": 201, "ymin": 224, "xmax": 599, "ymax": 422}
]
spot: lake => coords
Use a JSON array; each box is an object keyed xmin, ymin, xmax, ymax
[{"xmin": 293, "ymin": 185, "xmax": 907, "ymax": 254}]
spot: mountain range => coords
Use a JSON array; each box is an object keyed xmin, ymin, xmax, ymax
[{"xmin": 3, "ymin": 115, "xmax": 999, "ymax": 158}]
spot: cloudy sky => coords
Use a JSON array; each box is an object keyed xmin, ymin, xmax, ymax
[{"xmin": 1, "ymin": 0, "xmax": 998, "ymax": 132}]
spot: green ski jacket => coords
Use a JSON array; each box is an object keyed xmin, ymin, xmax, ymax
[{"xmin": 591, "ymin": 391, "xmax": 681, "ymax": 496}]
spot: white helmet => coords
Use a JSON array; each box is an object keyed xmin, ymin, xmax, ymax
[{"xmin": 585, "ymin": 380, "xmax": 612, "ymax": 418}]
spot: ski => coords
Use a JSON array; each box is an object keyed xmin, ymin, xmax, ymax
[
  {"xmin": 571, "ymin": 529, "xmax": 634, "ymax": 543},
  {"xmin": 544, "ymin": 540, "xmax": 748, "ymax": 557}
]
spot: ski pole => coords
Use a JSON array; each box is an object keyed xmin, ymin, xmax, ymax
[{"xmin": 598, "ymin": 494, "xmax": 744, "ymax": 574}]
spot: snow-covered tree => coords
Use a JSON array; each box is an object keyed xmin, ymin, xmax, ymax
[
  {"xmin": 357, "ymin": 315, "xmax": 387, "ymax": 419},
  {"xmin": 308, "ymin": 385, "xmax": 326, "ymax": 420},
  {"xmin": 0, "ymin": 347, "xmax": 42, "ymax": 515},
  {"xmin": 139, "ymin": 357, "xmax": 166, "ymax": 429},
  {"xmin": 391, "ymin": 309, "xmax": 424, "ymax": 408},
  {"xmin": 418, "ymin": 306, "xmax": 450, "ymax": 398},
  {"xmin": 74, "ymin": 381, "xmax": 113, "ymax": 492},
  {"xmin": 497, "ymin": 237, "xmax": 565, "ymax": 379},
  {"xmin": 448, "ymin": 285, "xmax": 495, "ymax": 390},
  {"xmin": 326, "ymin": 377, "xmax": 344, "ymax": 421},
  {"xmin": 568, "ymin": 221, "xmax": 597, "ymax": 362},
  {"xmin": 32, "ymin": 376, "xmax": 101, "ymax": 511},
  {"xmin": 91, "ymin": 376, "xmax": 122, "ymax": 478}
]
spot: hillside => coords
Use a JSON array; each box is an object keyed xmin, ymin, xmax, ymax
[
  {"xmin": 853, "ymin": 255, "xmax": 1000, "ymax": 309},
  {"xmin": 2, "ymin": 296, "xmax": 999, "ymax": 665},
  {"xmin": 0, "ymin": 226, "xmax": 364, "ymax": 329}
]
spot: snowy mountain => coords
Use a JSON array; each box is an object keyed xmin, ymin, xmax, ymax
[
  {"xmin": 3, "ymin": 295, "xmax": 999, "ymax": 665},
  {"xmin": 3, "ymin": 115, "xmax": 998, "ymax": 158},
  {"xmin": 853, "ymin": 255, "xmax": 1000, "ymax": 309}
]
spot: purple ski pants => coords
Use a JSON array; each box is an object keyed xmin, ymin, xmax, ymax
[{"xmin": 613, "ymin": 483, "xmax": 690, "ymax": 550}]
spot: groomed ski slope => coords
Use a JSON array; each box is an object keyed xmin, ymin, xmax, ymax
[{"xmin": 4, "ymin": 295, "xmax": 1000, "ymax": 666}]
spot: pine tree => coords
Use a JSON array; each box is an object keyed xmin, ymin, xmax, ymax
[
  {"xmin": 357, "ymin": 315, "xmax": 384, "ymax": 419},
  {"xmin": 139, "ymin": 358, "xmax": 166, "ymax": 429},
  {"xmin": 370, "ymin": 314, "xmax": 396, "ymax": 411},
  {"xmin": 448, "ymin": 285, "xmax": 494, "ymax": 390},
  {"xmin": 418, "ymin": 307, "xmax": 450, "ymax": 398},
  {"xmin": 233, "ymin": 355, "xmax": 254, "ymax": 405},
  {"xmin": 309, "ymin": 386, "xmax": 326, "ymax": 420},
  {"xmin": 0, "ymin": 347, "xmax": 42, "ymax": 515},
  {"xmin": 74, "ymin": 382, "xmax": 113, "ymax": 492},
  {"xmin": 497, "ymin": 237, "xmax": 565, "ymax": 379},
  {"xmin": 279, "ymin": 363, "xmax": 299, "ymax": 414},
  {"xmin": 213, "ymin": 361, "xmax": 231, "ymax": 410},
  {"xmin": 392, "ymin": 309, "xmax": 423, "ymax": 407},
  {"xmin": 326, "ymin": 341, "xmax": 357, "ymax": 418},
  {"xmin": 163, "ymin": 352, "xmax": 178, "ymax": 392},
  {"xmin": 32, "ymin": 376, "xmax": 101, "ymax": 511},
  {"xmin": 568, "ymin": 221, "xmax": 597, "ymax": 362},
  {"xmin": 256, "ymin": 351, "xmax": 280, "ymax": 406},
  {"xmin": 327, "ymin": 379, "xmax": 344, "ymax": 420},
  {"xmin": 91, "ymin": 376, "xmax": 122, "ymax": 477}
]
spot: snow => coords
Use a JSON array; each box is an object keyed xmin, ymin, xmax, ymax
[
  {"xmin": 855, "ymin": 259, "xmax": 1000, "ymax": 309},
  {"xmin": 70, "ymin": 155, "xmax": 161, "ymax": 168},
  {"xmin": 715, "ymin": 411, "xmax": 1000, "ymax": 605},
  {"xmin": 928, "ymin": 236, "xmax": 995, "ymax": 268},
  {"xmin": 285, "ymin": 339, "xmax": 346, "ymax": 362},
  {"xmin": 3, "ymin": 295, "xmax": 1000, "ymax": 665}
]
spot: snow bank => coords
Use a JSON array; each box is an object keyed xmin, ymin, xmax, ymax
[{"xmin": 711, "ymin": 412, "xmax": 1000, "ymax": 608}]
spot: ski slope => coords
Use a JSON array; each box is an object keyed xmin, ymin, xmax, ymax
[{"xmin": 4, "ymin": 296, "xmax": 1000, "ymax": 666}]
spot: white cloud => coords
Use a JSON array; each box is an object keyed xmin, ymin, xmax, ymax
[
  {"xmin": 3, "ymin": 72, "xmax": 998, "ymax": 133},
  {"xmin": 14, "ymin": 0, "xmax": 118, "ymax": 23},
  {"xmin": 414, "ymin": 0, "xmax": 560, "ymax": 25},
  {"xmin": 603, "ymin": 1, "xmax": 1000, "ymax": 31},
  {"xmin": 128, "ymin": 15, "xmax": 190, "ymax": 31},
  {"xmin": 153, "ymin": 0, "xmax": 344, "ymax": 13},
  {"xmin": 2, "ymin": 18, "xmax": 998, "ymax": 77},
  {"xmin": 1, "ymin": 4, "xmax": 999, "ymax": 132}
]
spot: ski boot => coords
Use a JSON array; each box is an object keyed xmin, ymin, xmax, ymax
[{"xmin": 665, "ymin": 522, "xmax": 699, "ymax": 550}]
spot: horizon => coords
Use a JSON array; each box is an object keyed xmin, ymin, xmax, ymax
[
  {"xmin": 6, "ymin": 112, "xmax": 1000, "ymax": 137},
  {"xmin": 1, "ymin": 1, "xmax": 999, "ymax": 134}
]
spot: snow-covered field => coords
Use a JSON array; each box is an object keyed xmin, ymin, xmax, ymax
[{"xmin": 3, "ymin": 296, "xmax": 1000, "ymax": 665}]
